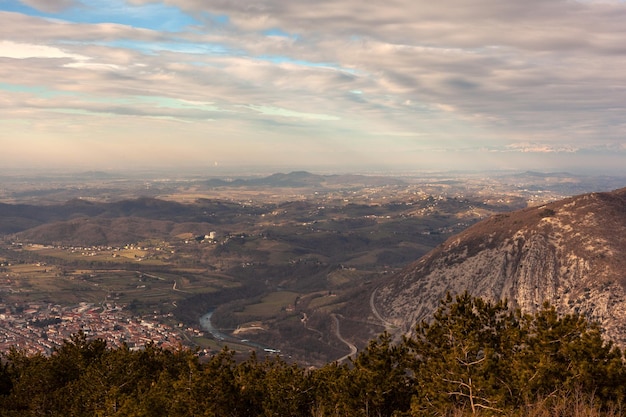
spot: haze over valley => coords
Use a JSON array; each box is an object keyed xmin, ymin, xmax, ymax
[{"xmin": 1, "ymin": 169, "xmax": 624, "ymax": 365}]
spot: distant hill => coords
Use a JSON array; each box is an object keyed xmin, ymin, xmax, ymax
[
  {"xmin": 511, "ymin": 170, "xmax": 573, "ymax": 178},
  {"xmin": 15, "ymin": 217, "xmax": 222, "ymax": 246},
  {"xmin": 375, "ymin": 187, "xmax": 626, "ymax": 346},
  {"xmin": 206, "ymin": 171, "xmax": 406, "ymax": 188},
  {"xmin": 0, "ymin": 198, "xmax": 262, "ymax": 244}
]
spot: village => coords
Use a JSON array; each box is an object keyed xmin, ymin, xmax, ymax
[{"xmin": 0, "ymin": 301, "xmax": 192, "ymax": 355}]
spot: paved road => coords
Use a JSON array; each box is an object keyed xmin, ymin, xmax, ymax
[
  {"xmin": 332, "ymin": 314, "xmax": 357, "ymax": 363},
  {"xmin": 369, "ymin": 287, "xmax": 395, "ymax": 330}
]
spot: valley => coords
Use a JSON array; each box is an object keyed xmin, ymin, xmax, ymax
[{"xmin": 0, "ymin": 170, "xmax": 623, "ymax": 365}]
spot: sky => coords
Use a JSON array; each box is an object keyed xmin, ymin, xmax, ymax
[{"xmin": 1, "ymin": 0, "xmax": 626, "ymax": 174}]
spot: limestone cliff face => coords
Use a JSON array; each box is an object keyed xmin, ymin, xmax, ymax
[{"xmin": 375, "ymin": 187, "xmax": 626, "ymax": 346}]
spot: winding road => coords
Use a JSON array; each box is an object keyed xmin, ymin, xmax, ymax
[
  {"xmin": 369, "ymin": 287, "xmax": 396, "ymax": 330},
  {"xmin": 331, "ymin": 314, "xmax": 357, "ymax": 363},
  {"xmin": 329, "ymin": 286, "xmax": 398, "ymax": 363}
]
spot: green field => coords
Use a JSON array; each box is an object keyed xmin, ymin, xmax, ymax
[
  {"xmin": 1, "ymin": 262, "xmax": 236, "ymax": 312},
  {"xmin": 239, "ymin": 291, "xmax": 299, "ymax": 317}
]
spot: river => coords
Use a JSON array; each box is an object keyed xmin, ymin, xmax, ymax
[
  {"xmin": 199, "ymin": 311, "xmax": 276, "ymax": 352},
  {"xmin": 199, "ymin": 311, "xmax": 230, "ymax": 341}
]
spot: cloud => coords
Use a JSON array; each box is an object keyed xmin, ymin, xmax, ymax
[
  {"xmin": 20, "ymin": 0, "xmax": 76, "ymax": 13},
  {"xmin": 506, "ymin": 143, "xmax": 580, "ymax": 153},
  {"xmin": 247, "ymin": 105, "xmax": 339, "ymax": 121},
  {"xmin": 0, "ymin": 40, "xmax": 89, "ymax": 60},
  {"xmin": 2, "ymin": 1, "xmax": 626, "ymax": 172},
  {"xmin": 130, "ymin": 0, "xmax": 626, "ymax": 52}
]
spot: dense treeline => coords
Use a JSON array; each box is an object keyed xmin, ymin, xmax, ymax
[{"xmin": 1, "ymin": 293, "xmax": 625, "ymax": 416}]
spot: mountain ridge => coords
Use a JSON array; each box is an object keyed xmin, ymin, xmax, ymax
[{"xmin": 375, "ymin": 186, "xmax": 626, "ymax": 346}]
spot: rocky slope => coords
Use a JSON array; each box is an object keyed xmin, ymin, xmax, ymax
[{"xmin": 375, "ymin": 187, "xmax": 626, "ymax": 346}]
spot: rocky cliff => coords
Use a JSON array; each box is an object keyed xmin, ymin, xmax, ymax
[{"xmin": 375, "ymin": 187, "xmax": 626, "ymax": 345}]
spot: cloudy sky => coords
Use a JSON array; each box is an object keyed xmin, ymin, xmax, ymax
[{"xmin": 1, "ymin": 0, "xmax": 626, "ymax": 174}]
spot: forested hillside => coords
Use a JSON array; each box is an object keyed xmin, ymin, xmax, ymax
[{"xmin": 0, "ymin": 294, "xmax": 624, "ymax": 416}]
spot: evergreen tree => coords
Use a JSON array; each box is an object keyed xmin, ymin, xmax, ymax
[
  {"xmin": 514, "ymin": 303, "xmax": 626, "ymax": 405},
  {"xmin": 406, "ymin": 293, "xmax": 626, "ymax": 415},
  {"xmin": 347, "ymin": 332, "xmax": 412, "ymax": 416},
  {"xmin": 407, "ymin": 293, "xmax": 521, "ymax": 415},
  {"xmin": 0, "ymin": 294, "xmax": 623, "ymax": 417}
]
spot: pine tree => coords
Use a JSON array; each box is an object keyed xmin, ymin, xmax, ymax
[
  {"xmin": 347, "ymin": 332, "xmax": 413, "ymax": 416},
  {"xmin": 407, "ymin": 293, "xmax": 521, "ymax": 415},
  {"xmin": 514, "ymin": 303, "xmax": 626, "ymax": 405}
]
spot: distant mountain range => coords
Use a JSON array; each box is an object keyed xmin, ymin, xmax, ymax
[
  {"xmin": 375, "ymin": 186, "xmax": 626, "ymax": 346},
  {"xmin": 206, "ymin": 171, "xmax": 406, "ymax": 188}
]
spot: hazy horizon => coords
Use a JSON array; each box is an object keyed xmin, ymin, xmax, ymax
[{"xmin": 2, "ymin": 164, "xmax": 626, "ymax": 180}]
